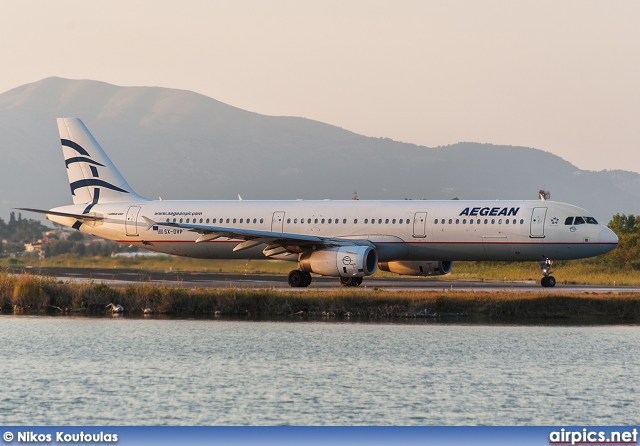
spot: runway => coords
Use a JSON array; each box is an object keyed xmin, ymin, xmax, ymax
[{"xmin": 11, "ymin": 266, "xmax": 640, "ymax": 293}]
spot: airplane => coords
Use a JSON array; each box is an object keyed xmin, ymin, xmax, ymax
[{"xmin": 19, "ymin": 118, "xmax": 619, "ymax": 288}]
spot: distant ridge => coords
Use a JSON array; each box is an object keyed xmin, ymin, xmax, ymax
[{"xmin": 1, "ymin": 77, "xmax": 639, "ymax": 221}]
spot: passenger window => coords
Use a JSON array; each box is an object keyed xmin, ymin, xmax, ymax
[
  {"xmin": 343, "ymin": 219, "xmax": 347, "ymax": 224},
  {"xmin": 226, "ymin": 218, "xmax": 230, "ymax": 223},
  {"xmin": 392, "ymin": 219, "xmax": 396, "ymax": 224},
  {"xmin": 399, "ymin": 219, "xmax": 403, "ymax": 224},
  {"xmin": 328, "ymin": 219, "xmax": 332, "ymax": 224},
  {"xmin": 371, "ymin": 219, "xmax": 375, "ymax": 224},
  {"xmin": 307, "ymin": 219, "xmax": 311, "ymax": 223},
  {"xmin": 385, "ymin": 219, "xmax": 389, "ymax": 224},
  {"xmin": 300, "ymin": 219, "xmax": 304, "ymax": 224},
  {"xmin": 449, "ymin": 219, "xmax": 452, "ymax": 224},
  {"xmin": 470, "ymin": 219, "xmax": 473, "ymax": 224},
  {"xmin": 512, "ymin": 219, "xmax": 516, "ymax": 224},
  {"xmin": 233, "ymin": 218, "xmax": 237, "ymax": 224},
  {"xmin": 434, "ymin": 219, "xmax": 438, "ymax": 224},
  {"xmin": 294, "ymin": 218, "xmax": 298, "ymax": 224},
  {"xmin": 239, "ymin": 218, "xmax": 243, "ymax": 223},
  {"xmin": 199, "ymin": 218, "xmax": 203, "ymax": 223},
  {"xmin": 520, "ymin": 219, "xmax": 524, "ymax": 224},
  {"xmin": 186, "ymin": 218, "xmax": 190, "ymax": 223},
  {"xmin": 166, "ymin": 218, "xmax": 170, "ymax": 223},
  {"xmin": 286, "ymin": 218, "xmax": 290, "ymax": 224},
  {"xmin": 354, "ymin": 219, "xmax": 358, "ymax": 224},
  {"xmin": 498, "ymin": 219, "xmax": 502, "ymax": 224},
  {"xmin": 574, "ymin": 217, "xmax": 585, "ymax": 225},
  {"xmin": 260, "ymin": 218, "xmax": 264, "ymax": 224},
  {"xmin": 585, "ymin": 217, "xmax": 598, "ymax": 224},
  {"xmin": 364, "ymin": 219, "xmax": 368, "ymax": 224},
  {"xmin": 378, "ymin": 219, "xmax": 382, "ymax": 224},
  {"xmin": 456, "ymin": 219, "xmax": 459, "ymax": 224},
  {"xmin": 491, "ymin": 219, "xmax": 495, "ymax": 224},
  {"xmin": 180, "ymin": 218, "xmax": 183, "ymax": 223},
  {"xmin": 463, "ymin": 219, "xmax": 467, "ymax": 224},
  {"xmin": 484, "ymin": 219, "xmax": 488, "ymax": 224},
  {"xmin": 505, "ymin": 219, "xmax": 509, "ymax": 224}
]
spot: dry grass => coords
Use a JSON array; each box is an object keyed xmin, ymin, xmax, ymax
[
  {"xmin": 4, "ymin": 255, "xmax": 640, "ymax": 286},
  {"xmin": 1, "ymin": 271, "xmax": 639, "ymax": 319}
]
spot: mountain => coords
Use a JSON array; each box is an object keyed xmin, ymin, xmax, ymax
[{"xmin": 1, "ymin": 77, "xmax": 639, "ymax": 223}]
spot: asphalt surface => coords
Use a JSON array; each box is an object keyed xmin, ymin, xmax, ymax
[{"xmin": 8, "ymin": 266, "xmax": 640, "ymax": 293}]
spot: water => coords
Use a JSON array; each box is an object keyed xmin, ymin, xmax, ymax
[{"xmin": 0, "ymin": 316, "xmax": 638, "ymax": 425}]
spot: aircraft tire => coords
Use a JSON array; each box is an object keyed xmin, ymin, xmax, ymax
[
  {"xmin": 288, "ymin": 270, "xmax": 305, "ymax": 287},
  {"xmin": 340, "ymin": 277, "xmax": 363, "ymax": 287},
  {"xmin": 541, "ymin": 276, "xmax": 556, "ymax": 287},
  {"xmin": 339, "ymin": 277, "xmax": 353, "ymax": 287},
  {"xmin": 302, "ymin": 271, "xmax": 312, "ymax": 287}
]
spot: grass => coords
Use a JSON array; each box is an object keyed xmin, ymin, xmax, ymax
[
  {"xmin": 3, "ymin": 255, "xmax": 640, "ymax": 286},
  {"xmin": 1, "ymin": 271, "xmax": 639, "ymax": 319}
]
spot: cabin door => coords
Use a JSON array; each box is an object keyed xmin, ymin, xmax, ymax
[
  {"xmin": 271, "ymin": 211, "xmax": 285, "ymax": 233},
  {"xmin": 413, "ymin": 212, "xmax": 427, "ymax": 238},
  {"xmin": 125, "ymin": 206, "xmax": 141, "ymax": 236},
  {"xmin": 530, "ymin": 207, "xmax": 547, "ymax": 238}
]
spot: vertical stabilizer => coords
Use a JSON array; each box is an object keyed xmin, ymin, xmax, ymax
[{"xmin": 58, "ymin": 118, "xmax": 146, "ymax": 207}]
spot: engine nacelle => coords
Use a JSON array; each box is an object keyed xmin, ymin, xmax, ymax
[
  {"xmin": 378, "ymin": 260, "xmax": 453, "ymax": 276},
  {"xmin": 299, "ymin": 246, "xmax": 378, "ymax": 278}
]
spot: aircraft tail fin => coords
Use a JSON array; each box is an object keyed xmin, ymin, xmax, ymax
[{"xmin": 57, "ymin": 118, "xmax": 147, "ymax": 207}]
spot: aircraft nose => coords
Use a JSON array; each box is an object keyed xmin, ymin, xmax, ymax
[{"xmin": 599, "ymin": 227, "xmax": 619, "ymax": 254}]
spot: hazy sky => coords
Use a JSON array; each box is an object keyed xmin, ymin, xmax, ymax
[{"xmin": 2, "ymin": 0, "xmax": 639, "ymax": 173}]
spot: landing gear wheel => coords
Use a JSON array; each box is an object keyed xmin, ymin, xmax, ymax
[
  {"xmin": 301, "ymin": 271, "xmax": 312, "ymax": 287},
  {"xmin": 288, "ymin": 270, "xmax": 310, "ymax": 288},
  {"xmin": 339, "ymin": 277, "xmax": 363, "ymax": 287},
  {"xmin": 539, "ymin": 259, "xmax": 556, "ymax": 288}
]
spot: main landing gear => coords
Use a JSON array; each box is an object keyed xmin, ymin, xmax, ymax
[
  {"xmin": 287, "ymin": 271, "xmax": 365, "ymax": 288},
  {"xmin": 540, "ymin": 259, "xmax": 556, "ymax": 288},
  {"xmin": 288, "ymin": 270, "xmax": 312, "ymax": 288},
  {"xmin": 339, "ymin": 277, "xmax": 363, "ymax": 287}
]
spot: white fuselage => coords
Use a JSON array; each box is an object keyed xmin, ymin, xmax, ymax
[{"xmin": 47, "ymin": 199, "xmax": 618, "ymax": 263}]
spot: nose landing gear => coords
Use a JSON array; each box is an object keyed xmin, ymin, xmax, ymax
[{"xmin": 540, "ymin": 259, "xmax": 556, "ymax": 287}]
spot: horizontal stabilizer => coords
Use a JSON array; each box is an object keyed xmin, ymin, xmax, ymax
[{"xmin": 16, "ymin": 208, "xmax": 104, "ymax": 221}]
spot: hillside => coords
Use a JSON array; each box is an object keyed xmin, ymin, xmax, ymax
[{"xmin": 1, "ymin": 77, "xmax": 639, "ymax": 221}]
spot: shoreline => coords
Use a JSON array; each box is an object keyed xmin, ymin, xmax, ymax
[{"xmin": 2, "ymin": 272, "xmax": 639, "ymax": 320}]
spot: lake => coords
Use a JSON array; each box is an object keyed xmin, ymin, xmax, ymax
[{"xmin": 0, "ymin": 316, "xmax": 637, "ymax": 425}]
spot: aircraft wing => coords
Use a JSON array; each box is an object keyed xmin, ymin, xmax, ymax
[{"xmin": 142, "ymin": 216, "xmax": 372, "ymax": 256}]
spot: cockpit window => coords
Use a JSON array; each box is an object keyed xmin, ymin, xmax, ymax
[
  {"xmin": 574, "ymin": 216, "xmax": 585, "ymax": 225},
  {"xmin": 565, "ymin": 217, "xmax": 574, "ymax": 225},
  {"xmin": 585, "ymin": 217, "xmax": 598, "ymax": 224}
]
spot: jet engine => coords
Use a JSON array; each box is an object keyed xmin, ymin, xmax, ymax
[
  {"xmin": 299, "ymin": 246, "xmax": 378, "ymax": 277},
  {"xmin": 378, "ymin": 260, "xmax": 453, "ymax": 276}
]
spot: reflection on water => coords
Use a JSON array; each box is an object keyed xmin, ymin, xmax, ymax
[{"xmin": 0, "ymin": 316, "xmax": 638, "ymax": 425}]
